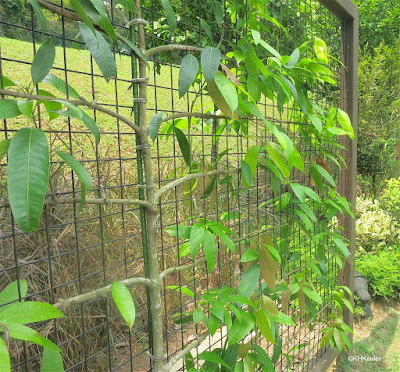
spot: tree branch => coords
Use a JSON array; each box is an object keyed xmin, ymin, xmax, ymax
[
  {"xmin": 162, "ymin": 331, "xmax": 210, "ymax": 371},
  {"xmin": 146, "ymin": 45, "xmax": 203, "ymax": 58},
  {"xmin": 162, "ymin": 112, "xmax": 229, "ymax": 123},
  {"xmin": 0, "ymin": 197, "xmax": 155, "ymax": 210},
  {"xmin": 155, "ymin": 168, "xmax": 240, "ymax": 200},
  {"xmin": 0, "ymin": 89, "xmax": 142, "ymax": 134},
  {"xmin": 159, "ymin": 263, "xmax": 195, "ymax": 280},
  {"xmin": 53, "ymin": 276, "xmax": 152, "ymax": 310}
]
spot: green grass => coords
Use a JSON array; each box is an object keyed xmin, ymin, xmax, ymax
[{"xmin": 337, "ymin": 300, "xmax": 400, "ymax": 372}]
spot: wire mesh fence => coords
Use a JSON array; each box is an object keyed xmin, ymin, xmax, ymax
[{"xmin": 0, "ymin": 0, "xmax": 356, "ymax": 371}]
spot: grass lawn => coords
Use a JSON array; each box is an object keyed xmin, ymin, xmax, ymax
[{"xmin": 330, "ymin": 300, "xmax": 400, "ymax": 372}]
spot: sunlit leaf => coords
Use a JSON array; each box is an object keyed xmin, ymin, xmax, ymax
[
  {"xmin": 111, "ymin": 282, "xmax": 136, "ymax": 330},
  {"xmin": 0, "ymin": 280, "xmax": 28, "ymax": 305}
]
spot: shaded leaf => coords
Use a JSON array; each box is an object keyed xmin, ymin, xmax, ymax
[
  {"xmin": 0, "ymin": 139, "xmax": 11, "ymax": 162},
  {"xmin": 261, "ymin": 295, "xmax": 278, "ymax": 316},
  {"xmin": 213, "ymin": 72, "xmax": 238, "ymax": 113},
  {"xmin": 41, "ymin": 348, "xmax": 64, "ymax": 372},
  {"xmin": 174, "ymin": 126, "xmax": 191, "ymax": 166},
  {"xmin": 159, "ymin": 0, "xmax": 177, "ymax": 32},
  {"xmin": 27, "ymin": 0, "xmax": 47, "ymax": 31},
  {"xmin": 119, "ymin": 35, "xmax": 150, "ymax": 68},
  {"xmin": 212, "ymin": 1, "xmax": 224, "ymax": 26},
  {"xmin": 242, "ymin": 145, "xmax": 260, "ymax": 189},
  {"xmin": 203, "ymin": 229, "xmax": 217, "ymax": 272},
  {"xmin": 255, "ymin": 310, "xmax": 275, "ymax": 344},
  {"xmin": 238, "ymin": 264, "xmax": 260, "ymax": 298},
  {"xmin": 189, "ymin": 224, "xmax": 206, "ymax": 258},
  {"xmin": 42, "ymin": 73, "xmax": 80, "ymax": 99},
  {"xmin": 251, "ymin": 343, "xmax": 275, "ymax": 371},
  {"xmin": 198, "ymin": 351, "xmax": 232, "ymax": 370},
  {"xmin": 118, "ymin": 0, "xmax": 136, "ymax": 12}
]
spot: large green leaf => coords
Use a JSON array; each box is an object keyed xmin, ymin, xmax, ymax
[
  {"xmin": 179, "ymin": 54, "xmax": 199, "ymax": 98},
  {"xmin": 252, "ymin": 344, "xmax": 275, "ymax": 371},
  {"xmin": 337, "ymin": 109, "xmax": 354, "ymax": 139},
  {"xmin": 17, "ymin": 100, "xmax": 34, "ymax": 120},
  {"xmin": 314, "ymin": 37, "xmax": 328, "ymax": 63},
  {"xmin": 7, "ymin": 128, "xmax": 49, "ymax": 232},
  {"xmin": 0, "ymin": 302, "xmax": 64, "ymax": 324},
  {"xmin": 31, "ymin": 38, "xmax": 56, "ymax": 85},
  {"xmin": 0, "ymin": 75, "xmax": 17, "ymax": 88},
  {"xmin": 212, "ymin": 1, "xmax": 224, "ymax": 25},
  {"xmin": 0, "ymin": 338, "xmax": 10, "ymax": 372},
  {"xmin": 228, "ymin": 312, "xmax": 254, "ymax": 345},
  {"xmin": 41, "ymin": 348, "xmax": 64, "ymax": 372},
  {"xmin": 79, "ymin": 22, "xmax": 117, "ymax": 82},
  {"xmin": 202, "ymin": 229, "xmax": 216, "ymax": 273},
  {"xmin": 111, "ymin": 282, "xmax": 136, "ymax": 330},
  {"xmin": 159, "ymin": 0, "xmax": 177, "ymax": 32},
  {"xmin": 0, "ymin": 280, "xmax": 28, "ymax": 305},
  {"xmin": 189, "ymin": 224, "xmax": 206, "ymax": 258},
  {"xmin": 148, "ymin": 112, "xmax": 164, "ymax": 143},
  {"xmin": 201, "ymin": 47, "xmax": 221, "ymax": 83},
  {"xmin": 213, "ymin": 74, "xmax": 238, "ymax": 114},
  {"xmin": 238, "ymin": 263, "xmax": 260, "ymax": 298},
  {"xmin": 242, "ymin": 145, "xmax": 260, "ymax": 189},
  {"xmin": 197, "ymin": 351, "xmax": 232, "ymax": 370},
  {"xmin": 0, "ymin": 139, "xmax": 11, "ymax": 162},
  {"xmin": 174, "ymin": 127, "xmax": 191, "ymax": 166},
  {"xmin": 56, "ymin": 151, "xmax": 92, "ymax": 192},
  {"xmin": 42, "ymin": 73, "xmax": 80, "ymax": 99},
  {"xmin": 70, "ymin": 0, "xmax": 96, "ymax": 35},
  {"xmin": 5, "ymin": 323, "xmax": 60, "ymax": 351},
  {"xmin": 0, "ymin": 100, "xmax": 21, "ymax": 120}
]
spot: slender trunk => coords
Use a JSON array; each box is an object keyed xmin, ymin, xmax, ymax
[{"xmin": 134, "ymin": 1, "xmax": 164, "ymax": 370}]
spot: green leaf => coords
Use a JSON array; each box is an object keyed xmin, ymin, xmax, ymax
[
  {"xmin": 0, "ymin": 76, "xmax": 17, "ymax": 88},
  {"xmin": 251, "ymin": 344, "xmax": 275, "ymax": 371},
  {"xmin": 41, "ymin": 348, "xmax": 64, "ymax": 372},
  {"xmin": 201, "ymin": 47, "xmax": 221, "ymax": 83},
  {"xmin": 189, "ymin": 224, "xmax": 206, "ymax": 258},
  {"xmin": 0, "ymin": 139, "xmax": 11, "ymax": 162},
  {"xmin": 56, "ymin": 151, "xmax": 92, "ymax": 192},
  {"xmin": 0, "ymin": 280, "xmax": 28, "ymax": 305},
  {"xmin": 31, "ymin": 38, "xmax": 56, "ymax": 85},
  {"xmin": 0, "ymin": 338, "xmax": 10, "ymax": 372},
  {"xmin": 228, "ymin": 313, "xmax": 255, "ymax": 345},
  {"xmin": 119, "ymin": 35, "xmax": 150, "ymax": 68},
  {"xmin": 167, "ymin": 285, "xmax": 194, "ymax": 298},
  {"xmin": 198, "ymin": 351, "xmax": 232, "ymax": 370},
  {"xmin": 27, "ymin": 0, "xmax": 47, "ymax": 31},
  {"xmin": 111, "ymin": 282, "xmax": 136, "ymax": 330},
  {"xmin": 118, "ymin": 0, "xmax": 136, "ymax": 12},
  {"xmin": 5, "ymin": 323, "xmax": 60, "ymax": 351},
  {"xmin": 266, "ymin": 144, "xmax": 289, "ymax": 180},
  {"xmin": 238, "ymin": 263, "xmax": 260, "ymax": 298},
  {"xmin": 0, "ymin": 302, "xmax": 64, "ymax": 324},
  {"xmin": 7, "ymin": 128, "xmax": 49, "ymax": 232},
  {"xmin": 81, "ymin": 112, "xmax": 101, "ymax": 144},
  {"xmin": 259, "ymin": 40, "xmax": 282, "ymax": 61},
  {"xmin": 203, "ymin": 229, "xmax": 217, "ymax": 273},
  {"xmin": 37, "ymin": 90, "xmax": 62, "ymax": 121},
  {"xmin": 70, "ymin": 0, "xmax": 96, "ymax": 36},
  {"xmin": 201, "ymin": 19, "xmax": 213, "ymax": 43},
  {"xmin": 165, "ymin": 224, "xmax": 191, "ymax": 239},
  {"xmin": 179, "ymin": 54, "xmax": 199, "ymax": 98},
  {"xmin": 0, "ymin": 100, "xmax": 21, "ymax": 119},
  {"xmin": 303, "ymin": 286, "xmax": 322, "ymax": 304},
  {"xmin": 313, "ymin": 163, "xmax": 336, "ymax": 187},
  {"xmin": 286, "ymin": 48, "xmax": 300, "ymax": 68},
  {"xmin": 337, "ymin": 109, "xmax": 354, "ymax": 139},
  {"xmin": 255, "ymin": 310, "xmax": 275, "ymax": 344},
  {"xmin": 79, "ymin": 22, "xmax": 117, "ymax": 82},
  {"xmin": 314, "ymin": 37, "xmax": 328, "ymax": 63},
  {"xmin": 148, "ymin": 112, "xmax": 164, "ymax": 143},
  {"xmin": 333, "ymin": 237, "xmax": 349, "ymax": 258},
  {"xmin": 308, "ymin": 114, "xmax": 322, "ymax": 134},
  {"xmin": 17, "ymin": 100, "xmax": 34, "ymax": 119},
  {"xmin": 268, "ymin": 311, "xmax": 296, "ymax": 326},
  {"xmin": 240, "ymin": 249, "xmax": 259, "ymax": 262},
  {"xmin": 174, "ymin": 127, "xmax": 191, "ymax": 166},
  {"xmin": 261, "ymin": 295, "xmax": 279, "ymax": 316},
  {"xmin": 212, "ymin": 1, "xmax": 224, "ymax": 25},
  {"xmin": 159, "ymin": 0, "xmax": 177, "ymax": 32},
  {"xmin": 214, "ymin": 74, "xmax": 238, "ymax": 115},
  {"xmin": 242, "ymin": 145, "xmax": 260, "ymax": 189},
  {"xmin": 42, "ymin": 73, "xmax": 80, "ymax": 99}
]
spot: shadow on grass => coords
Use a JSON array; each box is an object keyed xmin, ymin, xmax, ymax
[{"xmin": 337, "ymin": 305, "xmax": 400, "ymax": 372}]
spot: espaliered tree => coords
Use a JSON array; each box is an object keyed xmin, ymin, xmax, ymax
[{"xmin": 0, "ymin": 0, "xmax": 355, "ymax": 370}]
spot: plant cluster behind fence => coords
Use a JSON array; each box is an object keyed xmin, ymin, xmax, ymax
[{"xmin": 0, "ymin": 0, "xmax": 357, "ymax": 371}]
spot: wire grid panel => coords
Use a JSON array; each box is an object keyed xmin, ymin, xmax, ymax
[{"xmin": 0, "ymin": 0, "xmax": 344, "ymax": 371}]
